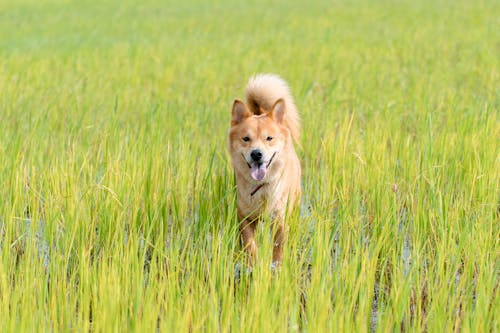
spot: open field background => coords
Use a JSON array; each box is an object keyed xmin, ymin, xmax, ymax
[{"xmin": 0, "ymin": 0, "xmax": 498, "ymax": 331}]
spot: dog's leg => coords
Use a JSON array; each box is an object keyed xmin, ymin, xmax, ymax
[
  {"xmin": 240, "ymin": 218, "xmax": 257, "ymax": 265},
  {"xmin": 272, "ymin": 220, "xmax": 286, "ymax": 265}
]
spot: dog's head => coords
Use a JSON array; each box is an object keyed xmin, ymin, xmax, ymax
[{"xmin": 228, "ymin": 99, "xmax": 289, "ymax": 181}]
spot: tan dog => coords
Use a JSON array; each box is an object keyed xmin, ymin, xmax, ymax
[{"xmin": 228, "ymin": 74, "xmax": 301, "ymax": 266}]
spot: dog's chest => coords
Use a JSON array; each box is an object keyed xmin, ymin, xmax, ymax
[{"xmin": 239, "ymin": 181, "xmax": 286, "ymax": 219}]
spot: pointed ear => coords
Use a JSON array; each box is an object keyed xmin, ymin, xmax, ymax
[
  {"xmin": 269, "ymin": 98, "xmax": 285, "ymax": 123},
  {"xmin": 231, "ymin": 99, "xmax": 251, "ymax": 126}
]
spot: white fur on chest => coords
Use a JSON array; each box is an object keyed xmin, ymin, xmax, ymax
[{"xmin": 237, "ymin": 179, "xmax": 287, "ymax": 220}]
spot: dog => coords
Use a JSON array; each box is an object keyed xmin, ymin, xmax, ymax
[{"xmin": 228, "ymin": 74, "xmax": 301, "ymax": 266}]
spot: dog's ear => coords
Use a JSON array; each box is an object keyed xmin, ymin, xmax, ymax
[
  {"xmin": 231, "ymin": 99, "xmax": 251, "ymax": 126},
  {"xmin": 269, "ymin": 98, "xmax": 285, "ymax": 123}
]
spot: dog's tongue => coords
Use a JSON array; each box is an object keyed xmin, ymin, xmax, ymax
[{"xmin": 250, "ymin": 164, "xmax": 267, "ymax": 181}]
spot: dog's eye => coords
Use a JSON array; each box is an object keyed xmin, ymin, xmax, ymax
[
  {"xmin": 242, "ymin": 136, "xmax": 250, "ymax": 142},
  {"xmin": 266, "ymin": 136, "xmax": 273, "ymax": 141}
]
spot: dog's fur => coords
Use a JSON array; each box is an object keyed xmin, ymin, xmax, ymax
[{"xmin": 228, "ymin": 74, "xmax": 301, "ymax": 265}]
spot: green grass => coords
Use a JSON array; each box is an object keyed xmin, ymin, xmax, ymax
[{"xmin": 0, "ymin": 0, "xmax": 499, "ymax": 331}]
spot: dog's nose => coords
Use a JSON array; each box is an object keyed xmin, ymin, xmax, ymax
[{"xmin": 250, "ymin": 149, "xmax": 263, "ymax": 162}]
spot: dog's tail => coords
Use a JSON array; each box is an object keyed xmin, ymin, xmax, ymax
[{"xmin": 245, "ymin": 73, "xmax": 300, "ymax": 143}]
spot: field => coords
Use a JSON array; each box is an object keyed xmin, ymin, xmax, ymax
[{"xmin": 0, "ymin": 0, "xmax": 498, "ymax": 331}]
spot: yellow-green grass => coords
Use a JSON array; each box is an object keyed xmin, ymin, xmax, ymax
[{"xmin": 0, "ymin": 0, "xmax": 498, "ymax": 331}]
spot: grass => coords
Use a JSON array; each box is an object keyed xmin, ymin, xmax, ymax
[{"xmin": 0, "ymin": 0, "xmax": 498, "ymax": 331}]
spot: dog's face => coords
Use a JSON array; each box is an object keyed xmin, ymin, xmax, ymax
[{"xmin": 229, "ymin": 99, "xmax": 288, "ymax": 181}]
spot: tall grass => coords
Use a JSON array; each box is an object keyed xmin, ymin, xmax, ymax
[{"xmin": 0, "ymin": 0, "xmax": 498, "ymax": 331}]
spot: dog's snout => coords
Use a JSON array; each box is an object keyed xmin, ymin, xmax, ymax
[{"xmin": 250, "ymin": 149, "xmax": 263, "ymax": 162}]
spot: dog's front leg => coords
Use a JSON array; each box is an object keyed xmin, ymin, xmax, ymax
[
  {"xmin": 272, "ymin": 219, "xmax": 286, "ymax": 265},
  {"xmin": 240, "ymin": 218, "xmax": 257, "ymax": 266}
]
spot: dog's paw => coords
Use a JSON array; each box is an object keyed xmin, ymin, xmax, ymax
[
  {"xmin": 234, "ymin": 262, "xmax": 241, "ymax": 281},
  {"xmin": 235, "ymin": 262, "xmax": 254, "ymax": 281},
  {"xmin": 271, "ymin": 261, "xmax": 281, "ymax": 274}
]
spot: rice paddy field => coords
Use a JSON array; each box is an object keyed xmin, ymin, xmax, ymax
[{"xmin": 0, "ymin": 0, "xmax": 499, "ymax": 331}]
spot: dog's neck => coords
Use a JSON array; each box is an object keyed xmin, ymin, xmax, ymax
[{"xmin": 250, "ymin": 183, "xmax": 267, "ymax": 196}]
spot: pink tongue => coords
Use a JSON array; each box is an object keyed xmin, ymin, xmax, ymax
[{"xmin": 250, "ymin": 165, "xmax": 267, "ymax": 181}]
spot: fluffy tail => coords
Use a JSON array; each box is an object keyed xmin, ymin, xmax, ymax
[{"xmin": 245, "ymin": 74, "xmax": 300, "ymax": 143}]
